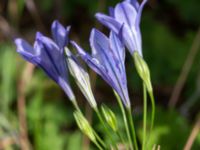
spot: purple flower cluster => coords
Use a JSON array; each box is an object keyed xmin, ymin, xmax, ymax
[
  {"xmin": 15, "ymin": 0, "xmax": 147, "ymax": 107},
  {"xmin": 72, "ymin": 29, "xmax": 130, "ymax": 107},
  {"xmin": 15, "ymin": 21, "xmax": 75, "ymax": 101},
  {"xmin": 96, "ymin": 0, "xmax": 147, "ymax": 56}
]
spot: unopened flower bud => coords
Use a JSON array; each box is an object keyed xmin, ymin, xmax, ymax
[
  {"xmin": 65, "ymin": 47, "xmax": 97, "ymax": 108},
  {"xmin": 133, "ymin": 52, "xmax": 152, "ymax": 92},
  {"xmin": 74, "ymin": 111, "xmax": 96, "ymax": 142},
  {"xmin": 101, "ymin": 105, "xmax": 118, "ymax": 132}
]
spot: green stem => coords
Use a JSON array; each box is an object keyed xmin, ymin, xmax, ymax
[
  {"xmin": 127, "ymin": 107, "xmax": 138, "ymax": 150},
  {"xmin": 116, "ymin": 131, "xmax": 129, "ymax": 150},
  {"xmin": 94, "ymin": 108, "xmax": 118, "ymax": 149},
  {"xmin": 114, "ymin": 91, "xmax": 134, "ymax": 150},
  {"xmin": 93, "ymin": 131, "xmax": 107, "ymax": 149},
  {"xmin": 149, "ymin": 91, "xmax": 155, "ymax": 133},
  {"xmin": 93, "ymin": 140, "xmax": 103, "ymax": 150},
  {"xmin": 72, "ymin": 100, "xmax": 81, "ymax": 112},
  {"xmin": 142, "ymin": 83, "xmax": 147, "ymax": 150}
]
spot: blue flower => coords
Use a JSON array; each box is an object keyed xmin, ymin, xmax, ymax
[
  {"xmin": 95, "ymin": 0, "xmax": 148, "ymax": 56},
  {"xmin": 15, "ymin": 20, "xmax": 75, "ymax": 101},
  {"xmin": 71, "ymin": 29, "xmax": 130, "ymax": 107}
]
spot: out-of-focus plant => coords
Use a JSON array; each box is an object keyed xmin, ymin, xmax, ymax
[
  {"xmin": 0, "ymin": 44, "xmax": 19, "ymax": 149},
  {"xmin": 0, "ymin": 45, "xmax": 17, "ymax": 114}
]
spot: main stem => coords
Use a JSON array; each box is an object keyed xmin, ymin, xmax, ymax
[
  {"xmin": 127, "ymin": 107, "xmax": 138, "ymax": 150},
  {"xmin": 149, "ymin": 91, "xmax": 155, "ymax": 133},
  {"xmin": 72, "ymin": 100, "xmax": 81, "ymax": 112},
  {"xmin": 142, "ymin": 83, "xmax": 147, "ymax": 150},
  {"xmin": 94, "ymin": 141, "xmax": 103, "ymax": 150},
  {"xmin": 93, "ymin": 130, "xmax": 107, "ymax": 149},
  {"xmin": 114, "ymin": 92, "xmax": 134, "ymax": 150}
]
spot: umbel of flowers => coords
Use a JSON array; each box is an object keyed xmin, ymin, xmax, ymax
[{"xmin": 15, "ymin": 0, "xmax": 156, "ymax": 149}]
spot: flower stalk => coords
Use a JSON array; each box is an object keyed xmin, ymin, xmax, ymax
[
  {"xmin": 127, "ymin": 107, "xmax": 138, "ymax": 150},
  {"xmin": 114, "ymin": 91, "xmax": 134, "ymax": 150},
  {"xmin": 133, "ymin": 51, "xmax": 155, "ymax": 140},
  {"xmin": 142, "ymin": 83, "xmax": 147, "ymax": 150}
]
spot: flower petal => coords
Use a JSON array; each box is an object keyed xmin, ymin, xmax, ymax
[
  {"xmin": 71, "ymin": 41, "xmax": 106, "ymax": 78},
  {"xmin": 36, "ymin": 32, "xmax": 60, "ymax": 53},
  {"xmin": 114, "ymin": 2, "xmax": 137, "ymax": 28},
  {"xmin": 125, "ymin": 0, "xmax": 140, "ymax": 11},
  {"xmin": 90, "ymin": 28, "xmax": 109, "ymax": 64},
  {"xmin": 109, "ymin": 7, "xmax": 114, "ymax": 17},
  {"xmin": 109, "ymin": 32, "xmax": 130, "ymax": 106},
  {"xmin": 36, "ymin": 39, "xmax": 74, "ymax": 100},
  {"xmin": 36, "ymin": 31, "xmax": 68, "ymax": 76},
  {"xmin": 51, "ymin": 20, "xmax": 70, "ymax": 48},
  {"xmin": 33, "ymin": 40, "xmax": 59, "ymax": 81},
  {"xmin": 15, "ymin": 38, "xmax": 40, "ymax": 65},
  {"xmin": 91, "ymin": 30, "xmax": 130, "ymax": 106},
  {"xmin": 90, "ymin": 29, "xmax": 120, "ymax": 83},
  {"xmin": 109, "ymin": 31, "xmax": 125, "ymax": 71},
  {"xmin": 58, "ymin": 77, "xmax": 75, "ymax": 100},
  {"xmin": 95, "ymin": 12, "xmax": 137, "ymax": 54},
  {"xmin": 122, "ymin": 25, "xmax": 138, "ymax": 54},
  {"xmin": 95, "ymin": 13, "xmax": 121, "ymax": 33},
  {"xmin": 135, "ymin": 0, "xmax": 148, "ymax": 28},
  {"xmin": 71, "ymin": 41, "xmax": 117, "ymax": 92}
]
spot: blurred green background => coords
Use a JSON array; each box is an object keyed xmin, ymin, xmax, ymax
[{"xmin": 0, "ymin": 0, "xmax": 200, "ymax": 149}]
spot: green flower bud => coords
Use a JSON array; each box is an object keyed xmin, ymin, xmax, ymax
[
  {"xmin": 65, "ymin": 47, "xmax": 97, "ymax": 108},
  {"xmin": 101, "ymin": 105, "xmax": 118, "ymax": 132},
  {"xmin": 74, "ymin": 111, "xmax": 96, "ymax": 142},
  {"xmin": 133, "ymin": 52, "xmax": 152, "ymax": 92}
]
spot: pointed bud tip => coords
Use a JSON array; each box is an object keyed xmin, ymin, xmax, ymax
[
  {"xmin": 101, "ymin": 105, "xmax": 118, "ymax": 131},
  {"xmin": 64, "ymin": 47, "xmax": 72, "ymax": 57},
  {"xmin": 133, "ymin": 51, "xmax": 153, "ymax": 92}
]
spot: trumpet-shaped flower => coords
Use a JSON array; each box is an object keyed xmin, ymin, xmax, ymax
[
  {"xmin": 71, "ymin": 29, "xmax": 130, "ymax": 107},
  {"xmin": 65, "ymin": 47, "xmax": 97, "ymax": 108},
  {"xmin": 15, "ymin": 21, "xmax": 75, "ymax": 101},
  {"xmin": 95, "ymin": 0, "xmax": 148, "ymax": 56}
]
